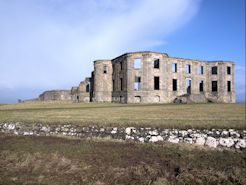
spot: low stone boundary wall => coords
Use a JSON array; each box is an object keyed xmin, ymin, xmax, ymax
[{"xmin": 1, "ymin": 122, "xmax": 245, "ymax": 149}]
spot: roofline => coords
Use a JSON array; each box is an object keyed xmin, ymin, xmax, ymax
[{"xmin": 112, "ymin": 51, "xmax": 169, "ymax": 61}]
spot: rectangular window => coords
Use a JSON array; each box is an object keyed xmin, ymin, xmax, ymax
[
  {"xmin": 154, "ymin": 77, "xmax": 159, "ymax": 90},
  {"xmin": 227, "ymin": 81, "xmax": 231, "ymax": 92},
  {"xmin": 173, "ymin": 79, "xmax": 177, "ymax": 91},
  {"xmin": 113, "ymin": 80, "xmax": 115, "ymax": 91},
  {"xmin": 199, "ymin": 80, "xmax": 203, "ymax": 92},
  {"xmin": 186, "ymin": 64, "xmax": 191, "ymax": 73},
  {"xmin": 212, "ymin": 66, "xmax": 217, "ymax": 74},
  {"xmin": 120, "ymin": 78, "xmax": 123, "ymax": 91},
  {"xmin": 104, "ymin": 66, "xmax": 108, "ymax": 73},
  {"xmin": 120, "ymin": 62, "xmax": 123, "ymax": 70},
  {"xmin": 86, "ymin": 84, "xmax": 90, "ymax": 92},
  {"xmin": 186, "ymin": 79, "xmax": 191, "ymax": 93},
  {"xmin": 212, "ymin": 81, "xmax": 217, "ymax": 92},
  {"xmin": 199, "ymin": 66, "xmax": 203, "ymax": 74},
  {"xmin": 154, "ymin": 58, "xmax": 159, "ymax": 68},
  {"xmin": 172, "ymin": 63, "xmax": 177, "ymax": 72},
  {"xmin": 134, "ymin": 58, "xmax": 141, "ymax": 69},
  {"xmin": 227, "ymin": 66, "xmax": 231, "ymax": 75},
  {"xmin": 135, "ymin": 76, "xmax": 141, "ymax": 90}
]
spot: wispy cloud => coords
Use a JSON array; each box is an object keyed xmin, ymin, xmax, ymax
[{"xmin": 0, "ymin": 0, "xmax": 202, "ymax": 102}]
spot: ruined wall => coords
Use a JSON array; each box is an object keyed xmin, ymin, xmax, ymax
[
  {"xmin": 33, "ymin": 51, "xmax": 235, "ymax": 104},
  {"xmin": 39, "ymin": 90, "xmax": 72, "ymax": 101},
  {"xmin": 110, "ymin": 51, "xmax": 235, "ymax": 103},
  {"xmin": 93, "ymin": 60, "xmax": 113, "ymax": 102},
  {"xmin": 1, "ymin": 122, "xmax": 245, "ymax": 149}
]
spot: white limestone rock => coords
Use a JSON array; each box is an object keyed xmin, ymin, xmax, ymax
[
  {"xmin": 23, "ymin": 132, "xmax": 30, "ymax": 135},
  {"xmin": 8, "ymin": 123, "xmax": 15, "ymax": 130},
  {"xmin": 149, "ymin": 130, "xmax": 158, "ymax": 136},
  {"xmin": 219, "ymin": 138, "xmax": 234, "ymax": 148},
  {"xmin": 111, "ymin": 129, "xmax": 117, "ymax": 134},
  {"xmin": 139, "ymin": 137, "xmax": 145, "ymax": 143},
  {"xmin": 167, "ymin": 136, "xmax": 179, "ymax": 143},
  {"xmin": 205, "ymin": 137, "xmax": 218, "ymax": 148},
  {"xmin": 179, "ymin": 130, "xmax": 188, "ymax": 137},
  {"xmin": 235, "ymin": 139, "xmax": 246, "ymax": 149},
  {"xmin": 125, "ymin": 127, "xmax": 135, "ymax": 135},
  {"xmin": 157, "ymin": 135, "xmax": 163, "ymax": 141},
  {"xmin": 125, "ymin": 135, "xmax": 134, "ymax": 140},
  {"xmin": 195, "ymin": 137, "xmax": 206, "ymax": 146},
  {"xmin": 149, "ymin": 136, "xmax": 158, "ymax": 142},
  {"xmin": 221, "ymin": 130, "xmax": 229, "ymax": 136}
]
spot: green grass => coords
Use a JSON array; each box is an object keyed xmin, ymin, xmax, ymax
[
  {"xmin": 0, "ymin": 132, "xmax": 245, "ymax": 184},
  {"xmin": 0, "ymin": 101, "xmax": 245, "ymax": 129}
]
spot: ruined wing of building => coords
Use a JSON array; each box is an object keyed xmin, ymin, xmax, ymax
[{"xmin": 22, "ymin": 51, "xmax": 235, "ymax": 104}]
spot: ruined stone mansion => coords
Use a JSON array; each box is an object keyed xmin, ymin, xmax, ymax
[{"xmin": 38, "ymin": 51, "xmax": 235, "ymax": 103}]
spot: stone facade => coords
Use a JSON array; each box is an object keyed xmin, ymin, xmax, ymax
[
  {"xmin": 27, "ymin": 51, "xmax": 235, "ymax": 104},
  {"xmin": 90, "ymin": 51, "xmax": 235, "ymax": 103}
]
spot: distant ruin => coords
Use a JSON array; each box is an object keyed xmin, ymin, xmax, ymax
[{"xmin": 23, "ymin": 51, "xmax": 235, "ymax": 103}]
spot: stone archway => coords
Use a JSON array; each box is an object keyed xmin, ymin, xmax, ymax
[{"xmin": 154, "ymin": 95, "xmax": 160, "ymax": 103}]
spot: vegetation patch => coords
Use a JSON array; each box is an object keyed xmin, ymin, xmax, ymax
[
  {"xmin": 0, "ymin": 101, "xmax": 245, "ymax": 129},
  {"xmin": 0, "ymin": 132, "xmax": 245, "ymax": 184}
]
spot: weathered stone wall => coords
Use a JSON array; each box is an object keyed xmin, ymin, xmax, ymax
[
  {"xmin": 93, "ymin": 60, "xmax": 113, "ymax": 102},
  {"xmin": 1, "ymin": 122, "xmax": 245, "ymax": 149},
  {"xmin": 39, "ymin": 90, "xmax": 72, "ymax": 101},
  {"xmin": 109, "ymin": 51, "xmax": 235, "ymax": 103}
]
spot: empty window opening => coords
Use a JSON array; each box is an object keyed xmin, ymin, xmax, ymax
[
  {"xmin": 113, "ymin": 64, "xmax": 115, "ymax": 74},
  {"xmin": 154, "ymin": 76, "xmax": 159, "ymax": 90},
  {"xmin": 173, "ymin": 79, "xmax": 177, "ymax": 91},
  {"xmin": 212, "ymin": 66, "xmax": 217, "ymax": 74},
  {"xmin": 120, "ymin": 62, "xmax": 123, "ymax": 70},
  {"xmin": 134, "ymin": 58, "xmax": 141, "ymax": 69},
  {"xmin": 212, "ymin": 81, "xmax": 217, "ymax": 92},
  {"xmin": 227, "ymin": 81, "xmax": 231, "ymax": 92},
  {"xmin": 199, "ymin": 80, "xmax": 203, "ymax": 92},
  {"xmin": 154, "ymin": 58, "xmax": 159, "ymax": 68},
  {"xmin": 86, "ymin": 83, "xmax": 90, "ymax": 92},
  {"xmin": 227, "ymin": 66, "xmax": 231, "ymax": 75},
  {"xmin": 186, "ymin": 79, "xmax": 191, "ymax": 93},
  {"xmin": 199, "ymin": 66, "xmax": 203, "ymax": 74},
  {"xmin": 172, "ymin": 63, "xmax": 177, "ymax": 72},
  {"xmin": 104, "ymin": 66, "xmax": 108, "ymax": 74},
  {"xmin": 186, "ymin": 64, "xmax": 191, "ymax": 73},
  {"xmin": 135, "ymin": 76, "xmax": 141, "ymax": 90},
  {"xmin": 113, "ymin": 80, "xmax": 115, "ymax": 91},
  {"xmin": 120, "ymin": 78, "xmax": 123, "ymax": 91}
]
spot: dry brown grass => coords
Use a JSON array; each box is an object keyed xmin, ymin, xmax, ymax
[
  {"xmin": 0, "ymin": 101, "xmax": 245, "ymax": 129},
  {"xmin": 0, "ymin": 132, "xmax": 245, "ymax": 184}
]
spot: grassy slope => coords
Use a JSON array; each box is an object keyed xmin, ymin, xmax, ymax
[
  {"xmin": 0, "ymin": 132, "xmax": 245, "ymax": 184},
  {"xmin": 0, "ymin": 101, "xmax": 245, "ymax": 129}
]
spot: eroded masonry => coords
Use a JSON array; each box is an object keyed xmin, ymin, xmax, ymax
[{"xmin": 37, "ymin": 51, "xmax": 235, "ymax": 103}]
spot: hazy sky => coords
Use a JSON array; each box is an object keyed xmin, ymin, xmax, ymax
[{"xmin": 0, "ymin": 0, "xmax": 245, "ymax": 103}]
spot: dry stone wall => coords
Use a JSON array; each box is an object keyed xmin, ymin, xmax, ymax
[{"xmin": 1, "ymin": 122, "xmax": 245, "ymax": 149}]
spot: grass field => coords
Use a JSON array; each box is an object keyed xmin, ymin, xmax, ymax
[
  {"xmin": 0, "ymin": 132, "xmax": 245, "ymax": 184},
  {"xmin": 0, "ymin": 101, "xmax": 245, "ymax": 129}
]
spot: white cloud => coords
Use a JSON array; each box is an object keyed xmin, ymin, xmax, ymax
[{"xmin": 0, "ymin": 0, "xmax": 202, "ymax": 102}]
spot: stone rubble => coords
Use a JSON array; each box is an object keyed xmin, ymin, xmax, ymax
[{"xmin": 0, "ymin": 122, "xmax": 245, "ymax": 150}]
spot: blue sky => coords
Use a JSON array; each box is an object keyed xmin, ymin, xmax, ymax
[{"xmin": 0, "ymin": 0, "xmax": 245, "ymax": 103}]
